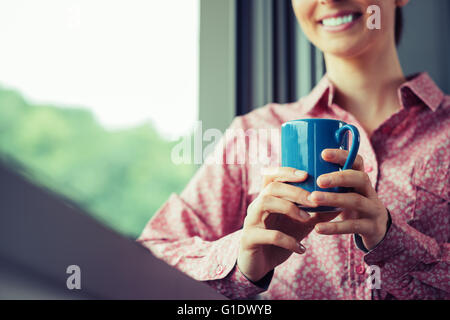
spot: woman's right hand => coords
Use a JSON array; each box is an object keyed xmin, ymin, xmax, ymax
[{"xmin": 237, "ymin": 167, "xmax": 339, "ymax": 283}]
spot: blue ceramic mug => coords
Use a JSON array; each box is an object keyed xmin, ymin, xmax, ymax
[{"xmin": 281, "ymin": 119, "xmax": 360, "ymax": 213}]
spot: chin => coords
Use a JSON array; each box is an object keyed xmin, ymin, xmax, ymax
[{"xmin": 318, "ymin": 37, "xmax": 372, "ymax": 58}]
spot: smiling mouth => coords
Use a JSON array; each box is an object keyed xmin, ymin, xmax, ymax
[{"xmin": 319, "ymin": 12, "xmax": 363, "ymax": 27}]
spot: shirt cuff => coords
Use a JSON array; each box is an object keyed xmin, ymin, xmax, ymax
[
  {"xmin": 363, "ymin": 213, "xmax": 440, "ymax": 268},
  {"xmin": 354, "ymin": 209, "xmax": 392, "ymax": 253},
  {"xmin": 354, "ymin": 210, "xmax": 442, "ymax": 299},
  {"xmin": 238, "ymin": 266, "xmax": 274, "ymax": 291},
  {"xmin": 204, "ymin": 231, "xmax": 271, "ymax": 299}
]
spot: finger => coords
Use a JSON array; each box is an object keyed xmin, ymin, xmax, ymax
[
  {"xmin": 263, "ymin": 181, "xmax": 318, "ymax": 207},
  {"xmin": 308, "ymin": 211, "xmax": 341, "ymax": 225},
  {"xmin": 308, "ymin": 192, "xmax": 376, "ymax": 216},
  {"xmin": 316, "ymin": 169, "xmax": 375, "ymax": 197},
  {"xmin": 321, "ymin": 149, "xmax": 364, "ymax": 171},
  {"xmin": 262, "ymin": 167, "xmax": 308, "ymax": 187},
  {"xmin": 243, "ymin": 227, "xmax": 306, "ymax": 254},
  {"xmin": 256, "ymin": 195, "xmax": 311, "ymax": 222},
  {"xmin": 315, "ymin": 218, "xmax": 373, "ymax": 237}
]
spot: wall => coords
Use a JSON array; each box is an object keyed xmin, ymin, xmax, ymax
[{"xmin": 398, "ymin": 0, "xmax": 450, "ymax": 93}]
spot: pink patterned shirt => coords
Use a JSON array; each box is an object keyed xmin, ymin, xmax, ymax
[{"xmin": 138, "ymin": 73, "xmax": 450, "ymax": 300}]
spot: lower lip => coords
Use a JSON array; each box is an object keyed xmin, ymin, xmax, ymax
[{"xmin": 320, "ymin": 15, "xmax": 362, "ymax": 33}]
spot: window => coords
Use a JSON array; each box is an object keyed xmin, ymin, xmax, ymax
[{"xmin": 0, "ymin": 0, "xmax": 199, "ymax": 238}]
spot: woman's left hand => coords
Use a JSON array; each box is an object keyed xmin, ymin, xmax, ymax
[{"xmin": 308, "ymin": 149, "xmax": 389, "ymax": 251}]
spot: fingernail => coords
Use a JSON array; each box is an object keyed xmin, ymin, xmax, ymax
[
  {"xmin": 299, "ymin": 210, "xmax": 311, "ymax": 220},
  {"xmin": 306, "ymin": 195, "xmax": 317, "ymax": 207},
  {"xmin": 297, "ymin": 242, "xmax": 306, "ymax": 254},
  {"xmin": 316, "ymin": 224, "xmax": 328, "ymax": 233},
  {"xmin": 323, "ymin": 150, "xmax": 335, "ymax": 159},
  {"xmin": 262, "ymin": 167, "xmax": 277, "ymax": 175},
  {"xmin": 318, "ymin": 176, "xmax": 331, "ymax": 187},
  {"xmin": 311, "ymin": 192, "xmax": 324, "ymax": 202},
  {"xmin": 295, "ymin": 170, "xmax": 307, "ymax": 177}
]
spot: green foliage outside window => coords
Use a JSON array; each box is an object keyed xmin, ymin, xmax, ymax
[{"xmin": 0, "ymin": 87, "xmax": 196, "ymax": 238}]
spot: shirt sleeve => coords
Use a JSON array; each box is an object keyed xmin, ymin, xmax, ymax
[
  {"xmin": 356, "ymin": 210, "xmax": 450, "ymax": 300},
  {"xmin": 136, "ymin": 117, "xmax": 268, "ymax": 299}
]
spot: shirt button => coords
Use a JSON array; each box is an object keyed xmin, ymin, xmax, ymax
[
  {"xmin": 356, "ymin": 265, "xmax": 366, "ymax": 275},
  {"xmin": 216, "ymin": 264, "xmax": 224, "ymax": 275},
  {"xmin": 365, "ymin": 165, "xmax": 373, "ymax": 173}
]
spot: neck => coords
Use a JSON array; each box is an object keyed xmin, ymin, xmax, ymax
[{"xmin": 324, "ymin": 41, "xmax": 406, "ymax": 135}]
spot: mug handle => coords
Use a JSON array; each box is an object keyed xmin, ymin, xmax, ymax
[{"xmin": 335, "ymin": 124, "xmax": 360, "ymax": 170}]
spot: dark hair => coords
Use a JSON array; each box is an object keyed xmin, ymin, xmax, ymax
[{"xmin": 395, "ymin": 7, "xmax": 403, "ymax": 46}]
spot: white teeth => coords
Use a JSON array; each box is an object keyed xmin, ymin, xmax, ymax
[{"xmin": 322, "ymin": 14, "xmax": 355, "ymax": 27}]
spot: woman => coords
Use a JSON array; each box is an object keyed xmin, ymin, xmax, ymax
[{"xmin": 138, "ymin": 0, "xmax": 449, "ymax": 299}]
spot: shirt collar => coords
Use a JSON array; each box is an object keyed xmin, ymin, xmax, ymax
[
  {"xmin": 398, "ymin": 72, "xmax": 444, "ymax": 112},
  {"xmin": 301, "ymin": 75, "xmax": 335, "ymax": 114},
  {"xmin": 301, "ymin": 72, "xmax": 444, "ymax": 114}
]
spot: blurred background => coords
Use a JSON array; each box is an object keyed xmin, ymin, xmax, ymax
[
  {"xmin": 0, "ymin": 0, "xmax": 200, "ymax": 237},
  {"xmin": 0, "ymin": 0, "xmax": 449, "ymax": 299}
]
